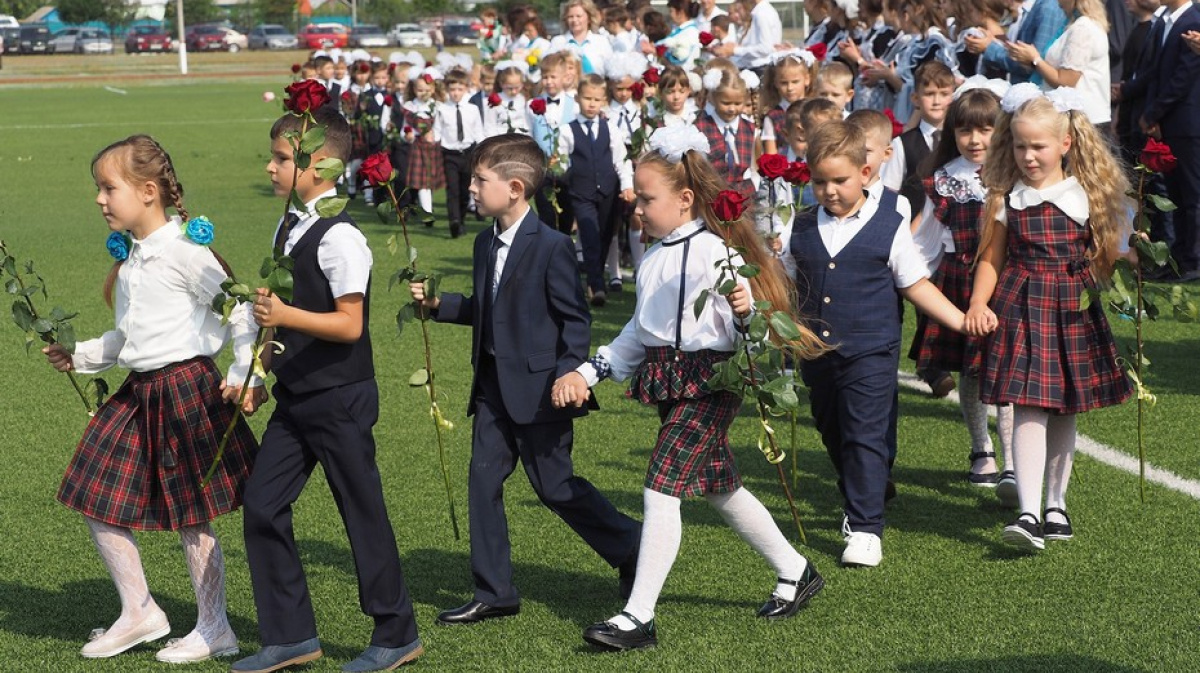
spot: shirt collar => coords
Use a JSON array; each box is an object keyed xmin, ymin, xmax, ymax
[
  {"xmin": 661, "ymin": 218, "xmax": 706, "ymax": 244},
  {"xmin": 1009, "ymin": 177, "xmax": 1089, "ymax": 225},
  {"xmin": 130, "ymin": 216, "xmax": 183, "ymax": 260},
  {"xmin": 1166, "ymin": 2, "xmax": 1191, "ymax": 24},
  {"xmin": 706, "ymin": 104, "xmax": 740, "ymax": 133},
  {"xmin": 290, "ymin": 188, "xmax": 339, "ymax": 220},
  {"xmin": 493, "ymin": 205, "xmax": 532, "ymax": 245},
  {"xmin": 817, "ymin": 191, "xmax": 873, "ymax": 225},
  {"xmin": 919, "ymin": 119, "xmax": 939, "ymax": 139}
]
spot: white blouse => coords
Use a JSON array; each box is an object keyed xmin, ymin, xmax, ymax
[
  {"xmin": 1043, "ymin": 16, "xmax": 1111, "ymax": 125},
  {"xmin": 484, "ymin": 94, "xmax": 531, "ymax": 137},
  {"xmin": 72, "ymin": 218, "xmax": 257, "ymax": 385}
]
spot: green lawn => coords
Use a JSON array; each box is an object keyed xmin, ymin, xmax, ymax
[{"xmin": 0, "ymin": 80, "xmax": 1196, "ymax": 673}]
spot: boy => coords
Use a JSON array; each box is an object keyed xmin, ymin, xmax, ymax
[
  {"xmin": 235, "ymin": 107, "xmax": 422, "ymax": 672},
  {"xmin": 562, "ymin": 74, "xmax": 636, "ymax": 306},
  {"xmin": 527, "ymin": 51, "xmax": 578, "ymax": 233},
  {"xmin": 710, "ymin": 15, "xmax": 736, "ymax": 46},
  {"xmin": 410, "ymin": 134, "xmax": 641, "ymax": 625},
  {"xmin": 783, "ymin": 99, "xmax": 808, "ymax": 161},
  {"xmin": 798, "ymin": 97, "xmax": 842, "ymax": 138},
  {"xmin": 791, "ymin": 121, "xmax": 965, "ymax": 568},
  {"xmin": 358, "ymin": 62, "xmax": 393, "ymax": 206},
  {"xmin": 313, "ymin": 54, "xmax": 340, "ymax": 98},
  {"xmin": 813, "ymin": 61, "xmax": 855, "ymax": 115},
  {"xmin": 436, "ymin": 68, "xmax": 485, "ymax": 238}
]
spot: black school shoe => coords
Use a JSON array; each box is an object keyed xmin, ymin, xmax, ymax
[
  {"xmin": 968, "ymin": 451, "xmax": 1000, "ymax": 487},
  {"xmin": 756, "ymin": 562, "xmax": 824, "ymax": 619},
  {"xmin": 1002, "ymin": 512, "xmax": 1044, "ymax": 551},
  {"xmin": 583, "ymin": 612, "xmax": 657, "ymax": 651},
  {"xmin": 1042, "ymin": 507, "xmax": 1074, "ymax": 541}
]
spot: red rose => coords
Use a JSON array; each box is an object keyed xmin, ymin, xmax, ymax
[
  {"xmin": 341, "ymin": 91, "xmax": 352, "ymax": 102},
  {"xmin": 421, "ymin": 73, "xmax": 434, "ymax": 84},
  {"xmin": 359, "ymin": 152, "xmax": 394, "ymax": 187},
  {"xmin": 388, "ymin": 62, "xmax": 397, "ymax": 74},
  {"xmin": 404, "ymin": 125, "xmax": 414, "ymax": 134},
  {"xmin": 486, "ymin": 28, "xmax": 494, "ymax": 38},
  {"xmin": 757, "ymin": 153, "xmax": 789, "ymax": 180},
  {"xmin": 783, "ymin": 161, "xmax": 811, "ymax": 185},
  {"xmin": 699, "ymin": 31, "xmax": 715, "ymax": 47},
  {"xmin": 290, "ymin": 63, "xmax": 301, "ymax": 74},
  {"xmin": 357, "ymin": 62, "xmax": 370, "ymax": 74},
  {"xmin": 808, "ymin": 43, "xmax": 827, "ymax": 61},
  {"xmin": 283, "ymin": 80, "xmax": 331, "ymax": 114},
  {"xmin": 383, "ymin": 94, "xmax": 395, "ymax": 106},
  {"xmin": 1141, "ymin": 138, "xmax": 1178, "ymax": 174},
  {"xmin": 630, "ymin": 82, "xmax": 645, "ymax": 101},
  {"xmin": 530, "ymin": 98, "xmax": 548, "ymax": 115},
  {"xmin": 643, "ymin": 67, "xmax": 660, "ymax": 85},
  {"xmin": 883, "ymin": 108, "xmax": 904, "ymax": 138},
  {"xmin": 655, "ymin": 44, "xmax": 668, "ymax": 58},
  {"xmin": 487, "ymin": 92, "xmax": 502, "ymax": 107},
  {"xmin": 712, "ymin": 190, "xmax": 748, "ymax": 222}
]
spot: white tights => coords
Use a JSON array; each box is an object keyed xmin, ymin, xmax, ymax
[
  {"xmin": 959, "ymin": 375, "xmax": 1015, "ymax": 470},
  {"xmin": 1011, "ymin": 406, "xmax": 1076, "ymax": 524}
]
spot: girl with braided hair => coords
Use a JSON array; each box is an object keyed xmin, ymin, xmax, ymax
[{"xmin": 42, "ymin": 134, "xmax": 259, "ymax": 663}]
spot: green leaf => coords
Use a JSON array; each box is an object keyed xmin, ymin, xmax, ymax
[
  {"xmin": 409, "ymin": 367, "xmax": 430, "ymax": 386},
  {"xmin": 395, "ymin": 302, "xmax": 417, "ymax": 337},
  {"xmin": 425, "ymin": 273, "xmax": 441, "ymax": 301},
  {"xmin": 774, "ymin": 386, "xmax": 800, "ymax": 411},
  {"xmin": 1079, "ymin": 288, "xmax": 1095, "ymax": 311},
  {"xmin": 748, "ymin": 312, "xmax": 768, "ymax": 342},
  {"xmin": 4, "ymin": 279, "xmax": 18, "ymax": 294},
  {"xmin": 738, "ymin": 263, "xmax": 760, "ymax": 278},
  {"xmin": 276, "ymin": 255, "xmax": 295, "ymax": 271},
  {"xmin": 314, "ymin": 156, "xmax": 345, "ymax": 181},
  {"xmin": 768, "ymin": 311, "xmax": 802, "ymax": 341},
  {"xmin": 211, "ymin": 293, "xmax": 227, "ymax": 315},
  {"xmin": 753, "ymin": 300, "xmax": 771, "ymax": 311},
  {"xmin": 376, "ymin": 200, "xmax": 396, "ymax": 224},
  {"xmin": 20, "ymin": 285, "xmax": 39, "ymax": 297},
  {"xmin": 259, "ymin": 256, "xmax": 274, "ymax": 279},
  {"xmin": 315, "ymin": 196, "xmax": 349, "ymax": 218},
  {"xmin": 1, "ymin": 256, "xmax": 16, "ymax": 277},
  {"xmin": 57, "ymin": 322, "xmax": 75, "ymax": 352},
  {"xmin": 48, "ymin": 307, "xmax": 77, "ymax": 322},
  {"xmin": 93, "ymin": 378, "xmax": 110, "ymax": 407},
  {"xmin": 31, "ymin": 318, "xmax": 53, "ymax": 334},
  {"xmin": 289, "ymin": 190, "xmax": 306, "ymax": 213},
  {"xmin": 266, "ymin": 268, "xmax": 294, "ymax": 303},
  {"xmin": 299, "ymin": 125, "xmax": 326, "ymax": 155},
  {"xmin": 386, "ymin": 234, "xmax": 398, "ymax": 257},
  {"xmin": 11, "ymin": 300, "xmax": 33, "ymax": 331},
  {"xmin": 295, "ymin": 151, "xmax": 311, "ymax": 171},
  {"xmin": 222, "ymin": 297, "xmax": 235, "ymax": 324},
  {"xmin": 693, "ymin": 289, "xmax": 710, "ymax": 320},
  {"xmin": 717, "ymin": 278, "xmax": 737, "ymax": 295},
  {"xmin": 1146, "ymin": 193, "xmax": 1177, "ymax": 212}
]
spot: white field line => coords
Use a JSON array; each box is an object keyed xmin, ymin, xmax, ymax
[
  {"xmin": 896, "ymin": 370, "xmax": 1200, "ymax": 500},
  {"xmin": 0, "ymin": 118, "xmax": 276, "ymax": 131}
]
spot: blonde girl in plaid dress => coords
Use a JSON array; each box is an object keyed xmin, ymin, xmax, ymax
[
  {"xmin": 44, "ymin": 136, "xmax": 259, "ymax": 662},
  {"xmin": 966, "ymin": 86, "xmax": 1132, "ymax": 552},
  {"xmin": 553, "ymin": 126, "xmax": 827, "ymax": 652},
  {"xmin": 401, "ymin": 70, "xmax": 446, "ymax": 217}
]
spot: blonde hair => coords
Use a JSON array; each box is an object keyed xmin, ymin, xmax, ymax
[
  {"xmin": 759, "ymin": 55, "xmax": 816, "ymax": 116},
  {"xmin": 637, "ymin": 150, "xmax": 828, "ymax": 359},
  {"xmin": 815, "ymin": 61, "xmax": 853, "ymax": 91},
  {"xmin": 1073, "ymin": 0, "xmax": 1109, "ymax": 31},
  {"xmin": 980, "ymin": 96, "xmax": 1130, "ymax": 281},
  {"xmin": 560, "ymin": 0, "xmax": 603, "ymax": 31}
]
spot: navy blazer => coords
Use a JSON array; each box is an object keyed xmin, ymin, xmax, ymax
[
  {"xmin": 435, "ymin": 208, "xmax": 597, "ymax": 425},
  {"xmin": 1143, "ymin": 5, "xmax": 1200, "ymax": 138}
]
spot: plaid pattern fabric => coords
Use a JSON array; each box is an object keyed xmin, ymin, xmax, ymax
[
  {"xmin": 917, "ymin": 181, "xmax": 985, "ymax": 374},
  {"xmin": 629, "ymin": 347, "xmax": 742, "ymax": 497},
  {"xmin": 696, "ymin": 112, "xmax": 755, "ymax": 198},
  {"xmin": 404, "ymin": 109, "xmax": 445, "ymax": 190},
  {"xmin": 979, "ymin": 203, "xmax": 1132, "ymax": 413},
  {"xmin": 766, "ymin": 107, "xmax": 786, "ymax": 142},
  {"xmin": 57, "ymin": 357, "xmax": 257, "ymax": 531}
]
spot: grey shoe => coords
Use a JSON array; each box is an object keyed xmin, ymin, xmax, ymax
[
  {"xmin": 230, "ymin": 638, "xmax": 322, "ymax": 673},
  {"xmin": 341, "ymin": 640, "xmax": 423, "ymax": 672}
]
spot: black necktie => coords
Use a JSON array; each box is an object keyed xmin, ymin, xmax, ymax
[
  {"xmin": 274, "ymin": 211, "xmax": 300, "ymax": 256},
  {"xmin": 482, "ymin": 234, "xmax": 500, "ymax": 353},
  {"xmin": 931, "ymin": 129, "xmax": 942, "ymax": 150},
  {"xmin": 585, "ymin": 119, "xmax": 595, "ymax": 143},
  {"xmin": 456, "ymin": 104, "xmax": 464, "ymax": 142}
]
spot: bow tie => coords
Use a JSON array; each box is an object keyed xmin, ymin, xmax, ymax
[{"xmin": 546, "ymin": 97, "xmax": 560, "ymax": 105}]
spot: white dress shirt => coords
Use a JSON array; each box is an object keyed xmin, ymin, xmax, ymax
[
  {"xmin": 72, "ymin": 218, "xmax": 257, "ymax": 386},
  {"xmin": 578, "ymin": 220, "xmax": 751, "ymax": 384},
  {"xmin": 816, "ymin": 194, "xmax": 929, "ymax": 289},
  {"xmin": 867, "ymin": 177, "xmax": 913, "ymax": 226},
  {"xmin": 485, "ymin": 94, "xmax": 531, "ymax": 137},
  {"xmin": 880, "ymin": 119, "xmax": 939, "ymax": 191},
  {"xmin": 491, "ymin": 205, "xmax": 530, "ymax": 296},
  {"xmin": 272, "ymin": 188, "xmax": 373, "ymax": 299},
  {"xmin": 733, "ymin": 0, "xmax": 783, "ymax": 68},
  {"xmin": 525, "ymin": 91, "xmax": 576, "ymax": 133},
  {"xmin": 1043, "ymin": 15, "xmax": 1111, "ymax": 124},
  {"xmin": 435, "ymin": 98, "xmax": 486, "ymax": 150},
  {"xmin": 559, "ymin": 116, "xmax": 635, "ymax": 190}
]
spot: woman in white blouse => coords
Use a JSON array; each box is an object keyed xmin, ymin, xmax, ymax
[
  {"xmin": 549, "ymin": 0, "xmax": 614, "ymax": 76},
  {"xmin": 1004, "ymin": 0, "xmax": 1111, "ymax": 128}
]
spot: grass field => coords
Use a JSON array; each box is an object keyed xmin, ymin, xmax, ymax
[{"xmin": 0, "ymin": 75, "xmax": 1197, "ymax": 673}]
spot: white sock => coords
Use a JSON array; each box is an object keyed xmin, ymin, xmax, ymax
[
  {"xmin": 996, "ymin": 404, "xmax": 1015, "ymax": 471},
  {"xmin": 346, "ymin": 159, "xmax": 362, "ymax": 194},
  {"xmin": 419, "ymin": 189, "xmax": 433, "ymax": 213},
  {"xmin": 1043, "ymin": 413, "xmax": 1077, "ymax": 524},
  {"xmin": 174, "ymin": 524, "xmax": 233, "ymax": 648},
  {"xmin": 605, "ymin": 234, "xmax": 621, "ymax": 281},
  {"xmin": 705, "ymin": 488, "xmax": 807, "ymax": 601},
  {"xmin": 628, "ymin": 229, "xmax": 645, "ymax": 273},
  {"xmin": 86, "ymin": 517, "xmax": 161, "ymax": 636},
  {"xmin": 1012, "ymin": 405, "xmax": 1049, "ymax": 518},
  {"xmin": 611, "ymin": 489, "xmax": 681, "ymax": 630},
  {"xmin": 958, "ymin": 375, "xmax": 994, "ymax": 456}
]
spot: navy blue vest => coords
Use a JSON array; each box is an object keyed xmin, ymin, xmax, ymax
[
  {"xmin": 272, "ymin": 213, "xmax": 374, "ymax": 394},
  {"xmin": 567, "ymin": 118, "xmax": 618, "ymax": 198},
  {"xmin": 899, "ymin": 126, "xmax": 931, "ymax": 216},
  {"xmin": 790, "ymin": 203, "xmax": 903, "ymax": 358}
]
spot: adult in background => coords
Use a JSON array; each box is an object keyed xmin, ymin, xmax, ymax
[
  {"xmin": 550, "ymin": 0, "xmax": 614, "ymax": 76},
  {"xmin": 710, "ymin": 0, "xmax": 783, "ymax": 68},
  {"xmin": 698, "ymin": 0, "xmax": 728, "ymax": 33},
  {"xmin": 964, "ymin": 0, "xmax": 1067, "ymax": 85}
]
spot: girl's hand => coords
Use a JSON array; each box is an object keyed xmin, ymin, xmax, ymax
[
  {"xmin": 551, "ymin": 372, "xmax": 590, "ymax": 408},
  {"xmin": 726, "ymin": 284, "xmax": 751, "ymax": 318},
  {"xmin": 839, "ymin": 39, "xmax": 862, "ymax": 65},
  {"xmin": 1006, "ymin": 41, "xmax": 1040, "ymax": 66},
  {"xmin": 220, "ymin": 382, "xmax": 269, "ymax": 415},
  {"xmin": 43, "ymin": 344, "xmax": 73, "ymax": 372},
  {"xmin": 253, "ymin": 289, "xmax": 288, "ymax": 328},
  {"xmin": 964, "ymin": 304, "xmax": 998, "ymax": 337},
  {"xmin": 963, "ymin": 32, "xmax": 993, "ymax": 54},
  {"xmin": 621, "ymin": 188, "xmax": 636, "ymax": 203},
  {"xmin": 1185, "ymin": 30, "xmax": 1200, "ymax": 55}
]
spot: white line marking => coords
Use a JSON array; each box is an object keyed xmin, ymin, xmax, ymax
[
  {"xmin": 0, "ymin": 118, "xmax": 276, "ymax": 131},
  {"xmin": 896, "ymin": 370, "xmax": 1200, "ymax": 500},
  {"xmin": 103, "ymin": 86, "xmax": 127, "ymax": 95}
]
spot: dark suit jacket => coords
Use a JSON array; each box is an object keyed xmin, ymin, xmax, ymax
[
  {"xmin": 1143, "ymin": 5, "xmax": 1200, "ymax": 138},
  {"xmin": 435, "ymin": 208, "xmax": 597, "ymax": 425}
]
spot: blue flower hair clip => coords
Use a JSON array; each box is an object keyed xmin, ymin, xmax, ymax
[
  {"xmin": 106, "ymin": 231, "xmax": 130, "ymax": 261},
  {"xmin": 183, "ymin": 216, "xmax": 215, "ymax": 246}
]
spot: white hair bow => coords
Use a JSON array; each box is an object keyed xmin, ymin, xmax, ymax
[
  {"xmin": 648, "ymin": 125, "xmax": 711, "ymax": 163},
  {"xmin": 740, "ymin": 70, "xmax": 760, "ymax": 90},
  {"xmin": 999, "ymin": 82, "xmax": 1043, "ymax": 113},
  {"xmin": 953, "ymin": 75, "xmax": 1011, "ymax": 101},
  {"xmin": 768, "ymin": 48, "xmax": 816, "ymax": 68},
  {"xmin": 702, "ymin": 68, "xmax": 724, "ymax": 91}
]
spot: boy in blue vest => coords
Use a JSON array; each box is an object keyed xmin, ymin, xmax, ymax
[
  {"xmin": 791, "ymin": 121, "xmax": 968, "ymax": 569},
  {"xmin": 234, "ymin": 106, "xmax": 422, "ymax": 673},
  {"xmin": 563, "ymin": 73, "xmax": 635, "ymax": 307}
]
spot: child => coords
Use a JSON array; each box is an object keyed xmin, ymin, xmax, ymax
[
  {"xmin": 799, "ymin": 97, "xmax": 842, "ymax": 136},
  {"xmin": 554, "ymin": 126, "xmax": 826, "ymax": 651},
  {"xmin": 760, "ymin": 49, "xmax": 817, "ymax": 155},
  {"xmin": 437, "ymin": 68, "xmax": 486, "ymax": 238},
  {"xmin": 659, "ymin": 0, "xmax": 703, "ymax": 71},
  {"xmin": 358, "ymin": 62, "xmax": 393, "ymax": 206},
  {"xmin": 966, "ymin": 86, "xmax": 1132, "ymax": 550},
  {"xmin": 234, "ymin": 106, "xmax": 423, "ymax": 672},
  {"xmin": 408, "ymin": 134, "xmax": 642, "ymax": 627},
  {"xmin": 485, "ymin": 64, "xmax": 531, "ymax": 137},
  {"xmin": 604, "ymin": 53, "xmax": 650, "ymax": 290},
  {"xmin": 658, "ymin": 64, "xmax": 697, "ymax": 127},
  {"xmin": 813, "ymin": 61, "xmax": 855, "ymax": 114},
  {"xmin": 46, "ymin": 135, "xmax": 257, "ymax": 663},
  {"xmin": 791, "ymin": 121, "xmax": 970, "ymax": 568},
  {"xmin": 331, "ymin": 55, "xmax": 351, "ymax": 96},
  {"xmin": 313, "ymin": 55, "xmax": 340, "ymax": 99},
  {"xmin": 782, "ymin": 99, "xmax": 809, "ymax": 161},
  {"xmin": 606, "ymin": 5, "xmax": 641, "ymax": 53},
  {"xmin": 528, "ymin": 50, "xmax": 579, "ymax": 232},
  {"xmin": 478, "ymin": 7, "xmax": 503, "ymax": 63},
  {"xmin": 710, "ymin": 14, "xmax": 736, "ymax": 45},
  {"xmin": 343, "ymin": 62, "xmax": 371, "ymax": 201},
  {"xmin": 562, "ymin": 73, "xmax": 636, "ymax": 305},
  {"xmin": 402, "ymin": 69, "xmax": 446, "ymax": 221},
  {"xmin": 696, "ymin": 67, "xmax": 755, "ymax": 197},
  {"xmin": 910, "ymin": 83, "xmax": 1016, "ymax": 492}
]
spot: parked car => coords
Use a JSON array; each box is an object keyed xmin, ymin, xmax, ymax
[
  {"xmin": 0, "ymin": 14, "xmax": 18, "ymax": 29},
  {"xmin": 185, "ymin": 24, "xmax": 228, "ymax": 51},
  {"xmin": 0, "ymin": 26, "xmax": 19, "ymax": 53},
  {"xmin": 247, "ymin": 24, "xmax": 297, "ymax": 50},
  {"xmin": 125, "ymin": 24, "xmax": 172, "ymax": 53},
  {"xmin": 221, "ymin": 27, "xmax": 247, "ymax": 52},
  {"xmin": 17, "ymin": 24, "xmax": 50, "ymax": 54},
  {"xmin": 349, "ymin": 24, "xmax": 388, "ymax": 48},
  {"xmin": 389, "ymin": 23, "xmax": 431, "ymax": 48},
  {"xmin": 442, "ymin": 21, "xmax": 477, "ymax": 46},
  {"xmin": 297, "ymin": 23, "xmax": 349, "ymax": 50}
]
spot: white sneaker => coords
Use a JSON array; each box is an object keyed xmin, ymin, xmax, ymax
[{"xmin": 841, "ymin": 531, "xmax": 883, "ymax": 567}]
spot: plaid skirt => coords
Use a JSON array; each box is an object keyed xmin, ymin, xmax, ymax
[
  {"xmin": 979, "ymin": 259, "xmax": 1132, "ymax": 413},
  {"xmin": 57, "ymin": 357, "xmax": 257, "ymax": 531},
  {"xmin": 917, "ymin": 253, "xmax": 983, "ymax": 374},
  {"xmin": 628, "ymin": 347, "xmax": 742, "ymax": 498},
  {"xmin": 407, "ymin": 138, "xmax": 445, "ymax": 190}
]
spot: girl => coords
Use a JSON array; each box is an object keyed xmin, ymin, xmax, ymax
[
  {"xmin": 658, "ymin": 64, "xmax": 697, "ymax": 127},
  {"xmin": 552, "ymin": 126, "xmax": 826, "ymax": 651},
  {"xmin": 760, "ymin": 49, "xmax": 817, "ymax": 155},
  {"xmin": 44, "ymin": 135, "xmax": 258, "ymax": 663},
  {"xmin": 880, "ymin": 0, "xmax": 959, "ymax": 124},
  {"xmin": 966, "ymin": 86, "xmax": 1132, "ymax": 550},
  {"xmin": 402, "ymin": 69, "xmax": 446, "ymax": 220},
  {"xmin": 485, "ymin": 63, "xmax": 532, "ymax": 137},
  {"xmin": 658, "ymin": 0, "xmax": 702, "ymax": 71},
  {"xmin": 914, "ymin": 83, "xmax": 1016, "ymax": 496},
  {"xmin": 696, "ymin": 65, "xmax": 755, "ymax": 197}
]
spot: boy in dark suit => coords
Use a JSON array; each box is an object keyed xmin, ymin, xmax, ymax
[
  {"xmin": 410, "ymin": 133, "xmax": 641, "ymax": 625},
  {"xmin": 234, "ymin": 106, "xmax": 422, "ymax": 673}
]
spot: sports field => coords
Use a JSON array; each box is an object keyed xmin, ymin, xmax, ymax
[{"xmin": 0, "ymin": 64, "xmax": 1197, "ymax": 672}]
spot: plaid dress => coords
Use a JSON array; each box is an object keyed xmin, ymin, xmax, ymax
[
  {"xmin": 57, "ymin": 357, "xmax": 257, "ymax": 531},
  {"xmin": 916, "ymin": 170, "xmax": 986, "ymax": 374},
  {"xmin": 628, "ymin": 347, "xmax": 742, "ymax": 498},
  {"xmin": 979, "ymin": 202, "xmax": 1132, "ymax": 413},
  {"xmin": 696, "ymin": 111, "xmax": 755, "ymax": 199},
  {"xmin": 404, "ymin": 103, "xmax": 445, "ymax": 190}
]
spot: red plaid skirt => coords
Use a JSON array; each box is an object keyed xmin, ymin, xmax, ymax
[
  {"xmin": 57, "ymin": 357, "xmax": 257, "ymax": 531},
  {"xmin": 628, "ymin": 347, "xmax": 742, "ymax": 497},
  {"xmin": 407, "ymin": 138, "xmax": 445, "ymax": 190},
  {"xmin": 916, "ymin": 253, "xmax": 983, "ymax": 374}
]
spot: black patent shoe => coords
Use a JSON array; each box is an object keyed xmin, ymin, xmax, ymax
[
  {"xmin": 967, "ymin": 451, "xmax": 1000, "ymax": 487},
  {"xmin": 1002, "ymin": 512, "xmax": 1044, "ymax": 551},
  {"xmin": 582, "ymin": 612, "xmax": 657, "ymax": 651},
  {"xmin": 1042, "ymin": 507, "xmax": 1074, "ymax": 541},
  {"xmin": 756, "ymin": 562, "xmax": 824, "ymax": 619},
  {"xmin": 435, "ymin": 600, "xmax": 519, "ymax": 625}
]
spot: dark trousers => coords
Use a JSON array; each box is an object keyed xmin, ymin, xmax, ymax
[
  {"xmin": 390, "ymin": 142, "xmax": 415, "ymax": 213},
  {"xmin": 442, "ymin": 147, "xmax": 473, "ymax": 229},
  {"xmin": 801, "ymin": 347, "xmax": 899, "ymax": 536},
  {"xmin": 468, "ymin": 356, "xmax": 640, "ymax": 607},
  {"xmin": 1164, "ymin": 134, "xmax": 1200, "ymax": 274},
  {"xmin": 242, "ymin": 380, "xmax": 419, "ymax": 648},
  {"xmin": 572, "ymin": 191, "xmax": 616, "ymax": 293},
  {"xmin": 535, "ymin": 175, "xmax": 575, "ymax": 235}
]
